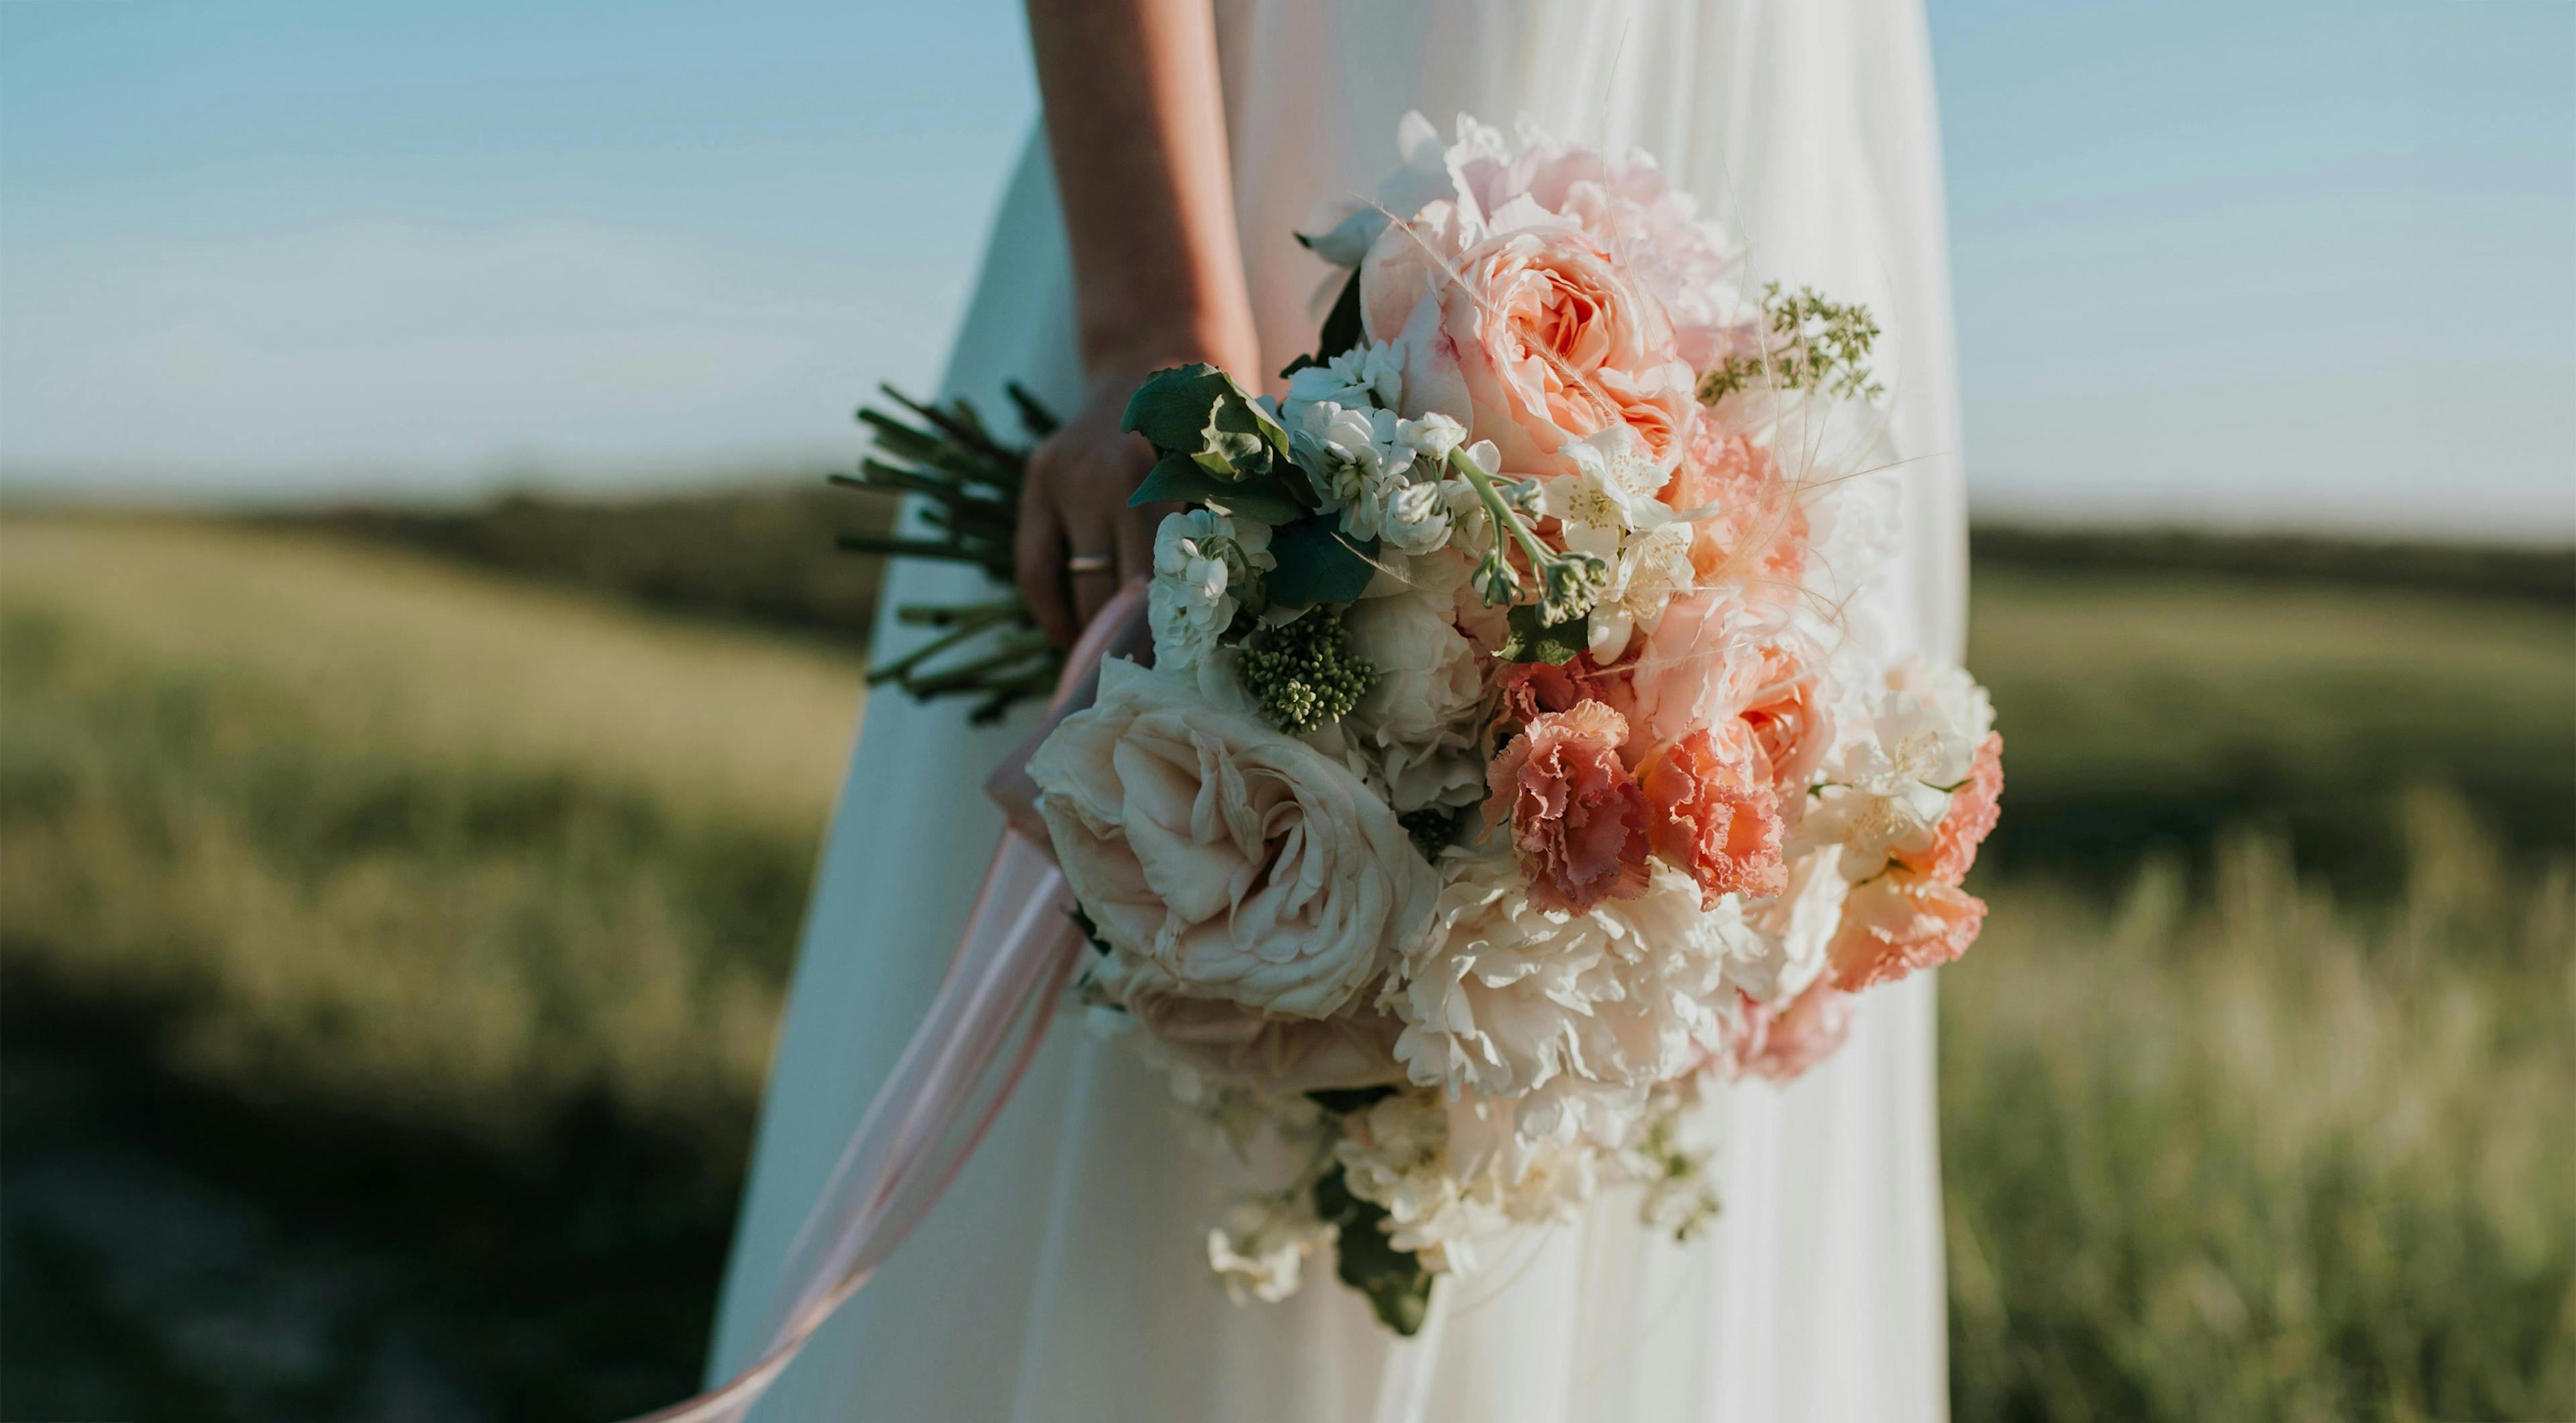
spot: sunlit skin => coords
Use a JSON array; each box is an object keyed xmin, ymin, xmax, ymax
[{"xmin": 1018, "ymin": 0, "xmax": 1263, "ymax": 645}]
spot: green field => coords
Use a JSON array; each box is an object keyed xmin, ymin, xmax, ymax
[{"xmin": 1, "ymin": 507, "xmax": 2569, "ymax": 1420}]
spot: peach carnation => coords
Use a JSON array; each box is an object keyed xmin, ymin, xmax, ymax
[
  {"xmin": 1722, "ymin": 982, "xmax": 1857, "ymax": 1084},
  {"xmin": 1738, "ymin": 643, "xmax": 1833, "ymax": 804},
  {"xmin": 1664, "ymin": 418, "xmax": 1807, "ymax": 588},
  {"xmin": 1893, "ymin": 733, "xmax": 2003, "ymax": 885},
  {"xmin": 1825, "ymin": 870, "xmax": 1987, "ymax": 992},
  {"xmin": 1637, "ymin": 725, "xmax": 1786, "ymax": 908},
  {"xmin": 1483, "ymin": 699, "xmax": 1652, "ymax": 910}
]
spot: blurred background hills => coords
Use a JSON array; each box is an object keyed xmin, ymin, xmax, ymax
[{"xmin": 2, "ymin": 489, "xmax": 2569, "ymax": 1421}]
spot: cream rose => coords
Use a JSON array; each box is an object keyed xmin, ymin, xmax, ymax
[{"xmin": 1028, "ymin": 660, "xmax": 1436, "ymax": 1019}]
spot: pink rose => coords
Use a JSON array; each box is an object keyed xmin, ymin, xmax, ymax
[
  {"xmin": 1363, "ymin": 204, "xmax": 1697, "ymax": 478},
  {"xmin": 1894, "ymin": 733, "xmax": 2004, "ymax": 885},
  {"xmin": 1721, "ymin": 982, "xmax": 1858, "ymax": 1083},
  {"xmin": 1637, "ymin": 724, "xmax": 1786, "ymax": 908},
  {"xmin": 1609, "ymin": 590, "xmax": 1764, "ymax": 749},
  {"xmin": 1826, "ymin": 870, "xmax": 1988, "ymax": 992},
  {"xmin": 1483, "ymin": 698, "xmax": 1652, "ymax": 910}
]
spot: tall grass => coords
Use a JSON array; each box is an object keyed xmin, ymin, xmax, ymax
[{"xmin": 1944, "ymin": 792, "xmax": 2576, "ymax": 1420}]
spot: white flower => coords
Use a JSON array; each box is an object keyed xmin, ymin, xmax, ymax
[
  {"xmin": 1545, "ymin": 425, "xmax": 1675, "ymax": 535},
  {"xmin": 1340, "ymin": 578, "xmax": 1485, "ymax": 812},
  {"xmin": 1719, "ymin": 844, "xmax": 1849, "ymax": 1004},
  {"xmin": 1207, "ymin": 1193, "xmax": 1335, "ymax": 1304},
  {"xmin": 1028, "ymin": 660, "xmax": 1436, "ymax": 1020},
  {"xmin": 1147, "ymin": 509, "xmax": 1274, "ymax": 672},
  {"xmin": 1287, "ymin": 399, "xmax": 1413, "ymax": 533},
  {"xmin": 1376, "ymin": 479, "xmax": 1456, "ymax": 557},
  {"xmin": 1395, "ymin": 411, "xmax": 1469, "ymax": 466},
  {"xmin": 1386, "ymin": 856, "xmax": 1738, "ymax": 1146},
  {"xmin": 1803, "ymin": 659, "xmax": 1993, "ymax": 872},
  {"xmin": 1334, "ymin": 1092, "xmax": 1507, "ymax": 1273},
  {"xmin": 1284, "ymin": 339, "xmax": 1405, "ymax": 414}
]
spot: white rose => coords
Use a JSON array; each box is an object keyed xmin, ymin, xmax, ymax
[
  {"xmin": 1340, "ymin": 580, "xmax": 1485, "ymax": 812},
  {"xmin": 1029, "ymin": 660, "xmax": 1437, "ymax": 1019},
  {"xmin": 1094, "ymin": 951, "xmax": 1405, "ymax": 1092}
]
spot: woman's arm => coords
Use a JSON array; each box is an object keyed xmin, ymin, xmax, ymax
[{"xmin": 1018, "ymin": 0, "xmax": 1262, "ymax": 644}]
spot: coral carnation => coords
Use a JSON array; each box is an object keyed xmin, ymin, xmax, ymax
[
  {"xmin": 1637, "ymin": 725, "xmax": 1786, "ymax": 908},
  {"xmin": 1484, "ymin": 700, "xmax": 1652, "ymax": 910},
  {"xmin": 1825, "ymin": 870, "xmax": 1986, "ymax": 992}
]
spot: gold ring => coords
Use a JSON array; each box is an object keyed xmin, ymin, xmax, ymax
[{"xmin": 1066, "ymin": 553, "xmax": 1115, "ymax": 575}]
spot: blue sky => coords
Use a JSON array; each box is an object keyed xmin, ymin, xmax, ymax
[{"xmin": 3, "ymin": 1, "xmax": 2569, "ymax": 533}]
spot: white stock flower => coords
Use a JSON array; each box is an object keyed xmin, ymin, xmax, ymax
[
  {"xmin": 1340, "ymin": 576, "xmax": 1485, "ymax": 812},
  {"xmin": 1285, "ymin": 339, "xmax": 1405, "ymax": 414},
  {"xmin": 1207, "ymin": 1193, "xmax": 1335, "ymax": 1304},
  {"xmin": 1028, "ymin": 660, "xmax": 1436, "ymax": 1020},
  {"xmin": 1148, "ymin": 509, "xmax": 1274, "ymax": 672},
  {"xmin": 1386, "ymin": 856, "xmax": 1738, "ymax": 1147},
  {"xmin": 1803, "ymin": 658, "xmax": 1994, "ymax": 872}
]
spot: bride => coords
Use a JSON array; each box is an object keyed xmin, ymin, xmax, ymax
[{"xmin": 707, "ymin": 0, "xmax": 1965, "ymax": 1418}]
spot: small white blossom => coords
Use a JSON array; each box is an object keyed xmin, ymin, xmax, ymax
[
  {"xmin": 1285, "ymin": 339, "xmax": 1405, "ymax": 414},
  {"xmin": 1207, "ymin": 1193, "xmax": 1335, "ymax": 1304},
  {"xmin": 1147, "ymin": 509, "xmax": 1274, "ymax": 672}
]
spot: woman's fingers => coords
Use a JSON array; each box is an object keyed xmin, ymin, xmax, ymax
[
  {"xmin": 1068, "ymin": 496, "xmax": 1124, "ymax": 629},
  {"xmin": 1015, "ymin": 466, "xmax": 1079, "ymax": 648}
]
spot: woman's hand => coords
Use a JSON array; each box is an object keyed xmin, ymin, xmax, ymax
[{"xmin": 1017, "ymin": 337, "xmax": 1258, "ymax": 645}]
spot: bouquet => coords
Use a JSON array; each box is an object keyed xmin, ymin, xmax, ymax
[{"xmin": 845, "ymin": 112, "xmax": 2002, "ymax": 1336}]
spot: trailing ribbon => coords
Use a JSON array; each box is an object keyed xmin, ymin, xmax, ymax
[{"xmin": 625, "ymin": 582, "xmax": 1150, "ymax": 1423}]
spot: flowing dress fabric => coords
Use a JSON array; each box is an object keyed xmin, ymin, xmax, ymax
[{"xmin": 710, "ymin": 1, "xmax": 1964, "ymax": 1418}]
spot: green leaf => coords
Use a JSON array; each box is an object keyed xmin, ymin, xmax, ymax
[
  {"xmin": 1316, "ymin": 266, "xmax": 1366, "ymax": 361},
  {"xmin": 1313, "ymin": 1165, "xmax": 1433, "ymax": 1336},
  {"xmin": 1119, "ymin": 364, "xmax": 1287, "ymax": 480},
  {"xmin": 1499, "ymin": 604, "xmax": 1588, "ymax": 664},
  {"xmin": 1305, "ymin": 1084, "xmax": 1399, "ymax": 1116},
  {"xmin": 1128, "ymin": 455, "xmax": 1308, "ymax": 524},
  {"xmin": 1266, "ymin": 517, "xmax": 1379, "ymax": 606}
]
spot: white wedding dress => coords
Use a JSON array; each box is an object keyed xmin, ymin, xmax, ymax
[{"xmin": 708, "ymin": 1, "xmax": 1966, "ymax": 1418}]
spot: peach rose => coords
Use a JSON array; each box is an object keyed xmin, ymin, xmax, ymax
[
  {"xmin": 1721, "ymin": 981, "xmax": 1858, "ymax": 1083},
  {"xmin": 1893, "ymin": 733, "xmax": 2004, "ymax": 886},
  {"xmin": 1637, "ymin": 724, "xmax": 1786, "ymax": 908},
  {"xmin": 1483, "ymin": 698, "xmax": 1652, "ymax": 910},
  {"xmin": 1362, "ymin": 203, "xmax": 1697, "ymax": 478},
  {"xmin": 1825, "ymin": 869, "xmax": 1987, "ymax": 992},
  {"xmin": 1028, "ymin": 661, "xmax": 1436, "ymax": 1020},
  {"xmin": 1609, "ymin": 589, "xmax": 1767, "ymax": 749}
]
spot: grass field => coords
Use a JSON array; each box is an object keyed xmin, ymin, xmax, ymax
[{"xmin": 2, "ymin": 506, "xmax": 2570, "ymax": 1420}]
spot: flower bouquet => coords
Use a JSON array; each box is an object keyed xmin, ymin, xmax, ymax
[{"xmin": 847, "ymin": 112, "xmax": 2002, "ymax": 1336}]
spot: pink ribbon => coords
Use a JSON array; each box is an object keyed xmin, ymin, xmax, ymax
[{"xmin": 626, "ymin": 582, "xmax": 1149, "ymax": 1423}]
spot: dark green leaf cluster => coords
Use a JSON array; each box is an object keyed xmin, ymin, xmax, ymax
[
  {"xmin": 1236, "ymin": 609, "xmax": 1377, "ymax": 735},
  {"xmin": 1312, "ymin": 1165, "xmax": 1434, "ymax": 1336},
  {"xmin": 1120, "ymin": 364, "xmax": 1315, "ymax": 524},
  {"xmin": 1397, "ymin": 804, "xmax": 1470, "ymax": 861},
  {"xmin": 836, "ymin": 385, "xmax": 1064, "ymax": 723},
  {"xmin": 1699, "ymin": 282, "xmax": 1885, "ymax": 403},
  {"xmin": 1498, "ymin": 604, "xmax": 1588, "ymax": 665}
]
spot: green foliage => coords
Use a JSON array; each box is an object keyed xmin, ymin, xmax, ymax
[
  {"xmin": 1234, "ymin": 609, "xmax": 1377, "ymax": 735},
  {"xmin": 839, "ymin": 385, "xmax": 1062, "ymax": 723},
  {"xmin": 1281, "ymin": 268, "xmax": 1368, "ymax": 379},
  {"xmin": 1397, "ymin": 805, "xmax": 1470, "ymax": 861},
  {"xmin": 1128, "ymin": 454, "xmax": 1308, "ymax": 523},
  {"xmin": 1699, "ymin": 282, "xmax": 1885, "ymax": 403},
  {"xmin": 1498, "ymin": 604, "xmax": 1588, "ymax": 664},
  {"xmin": 1265, "ymin": 516, "xmax": 1381, "ymax": 606},
  {"xmin": 1311, "ymin": 1165, "xmax": 1434, "ymax": 1337},
  {"xmin": 1120, "ymin": 364, "xmax": 1291, "ymax": 481}
]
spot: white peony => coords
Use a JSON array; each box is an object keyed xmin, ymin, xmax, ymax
[
  {"xmin": 1339, "ymin": 577, "xmax": 1486, "ymax": 812},
  {"xmin": 1028, "ymin": 660, "xmax": 1436, "ymax": 1020},
  {"xmin": 1718, "ymin": 844, "xmax": 1849, "ymax": 1004},
  {"xmin": 1385, "ymin": 855, "xmax": 1739, "ymax": 1145},
  {"xmin": 1148, "ymin": 509, "xmax": 1274, "ymax": 672}
]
